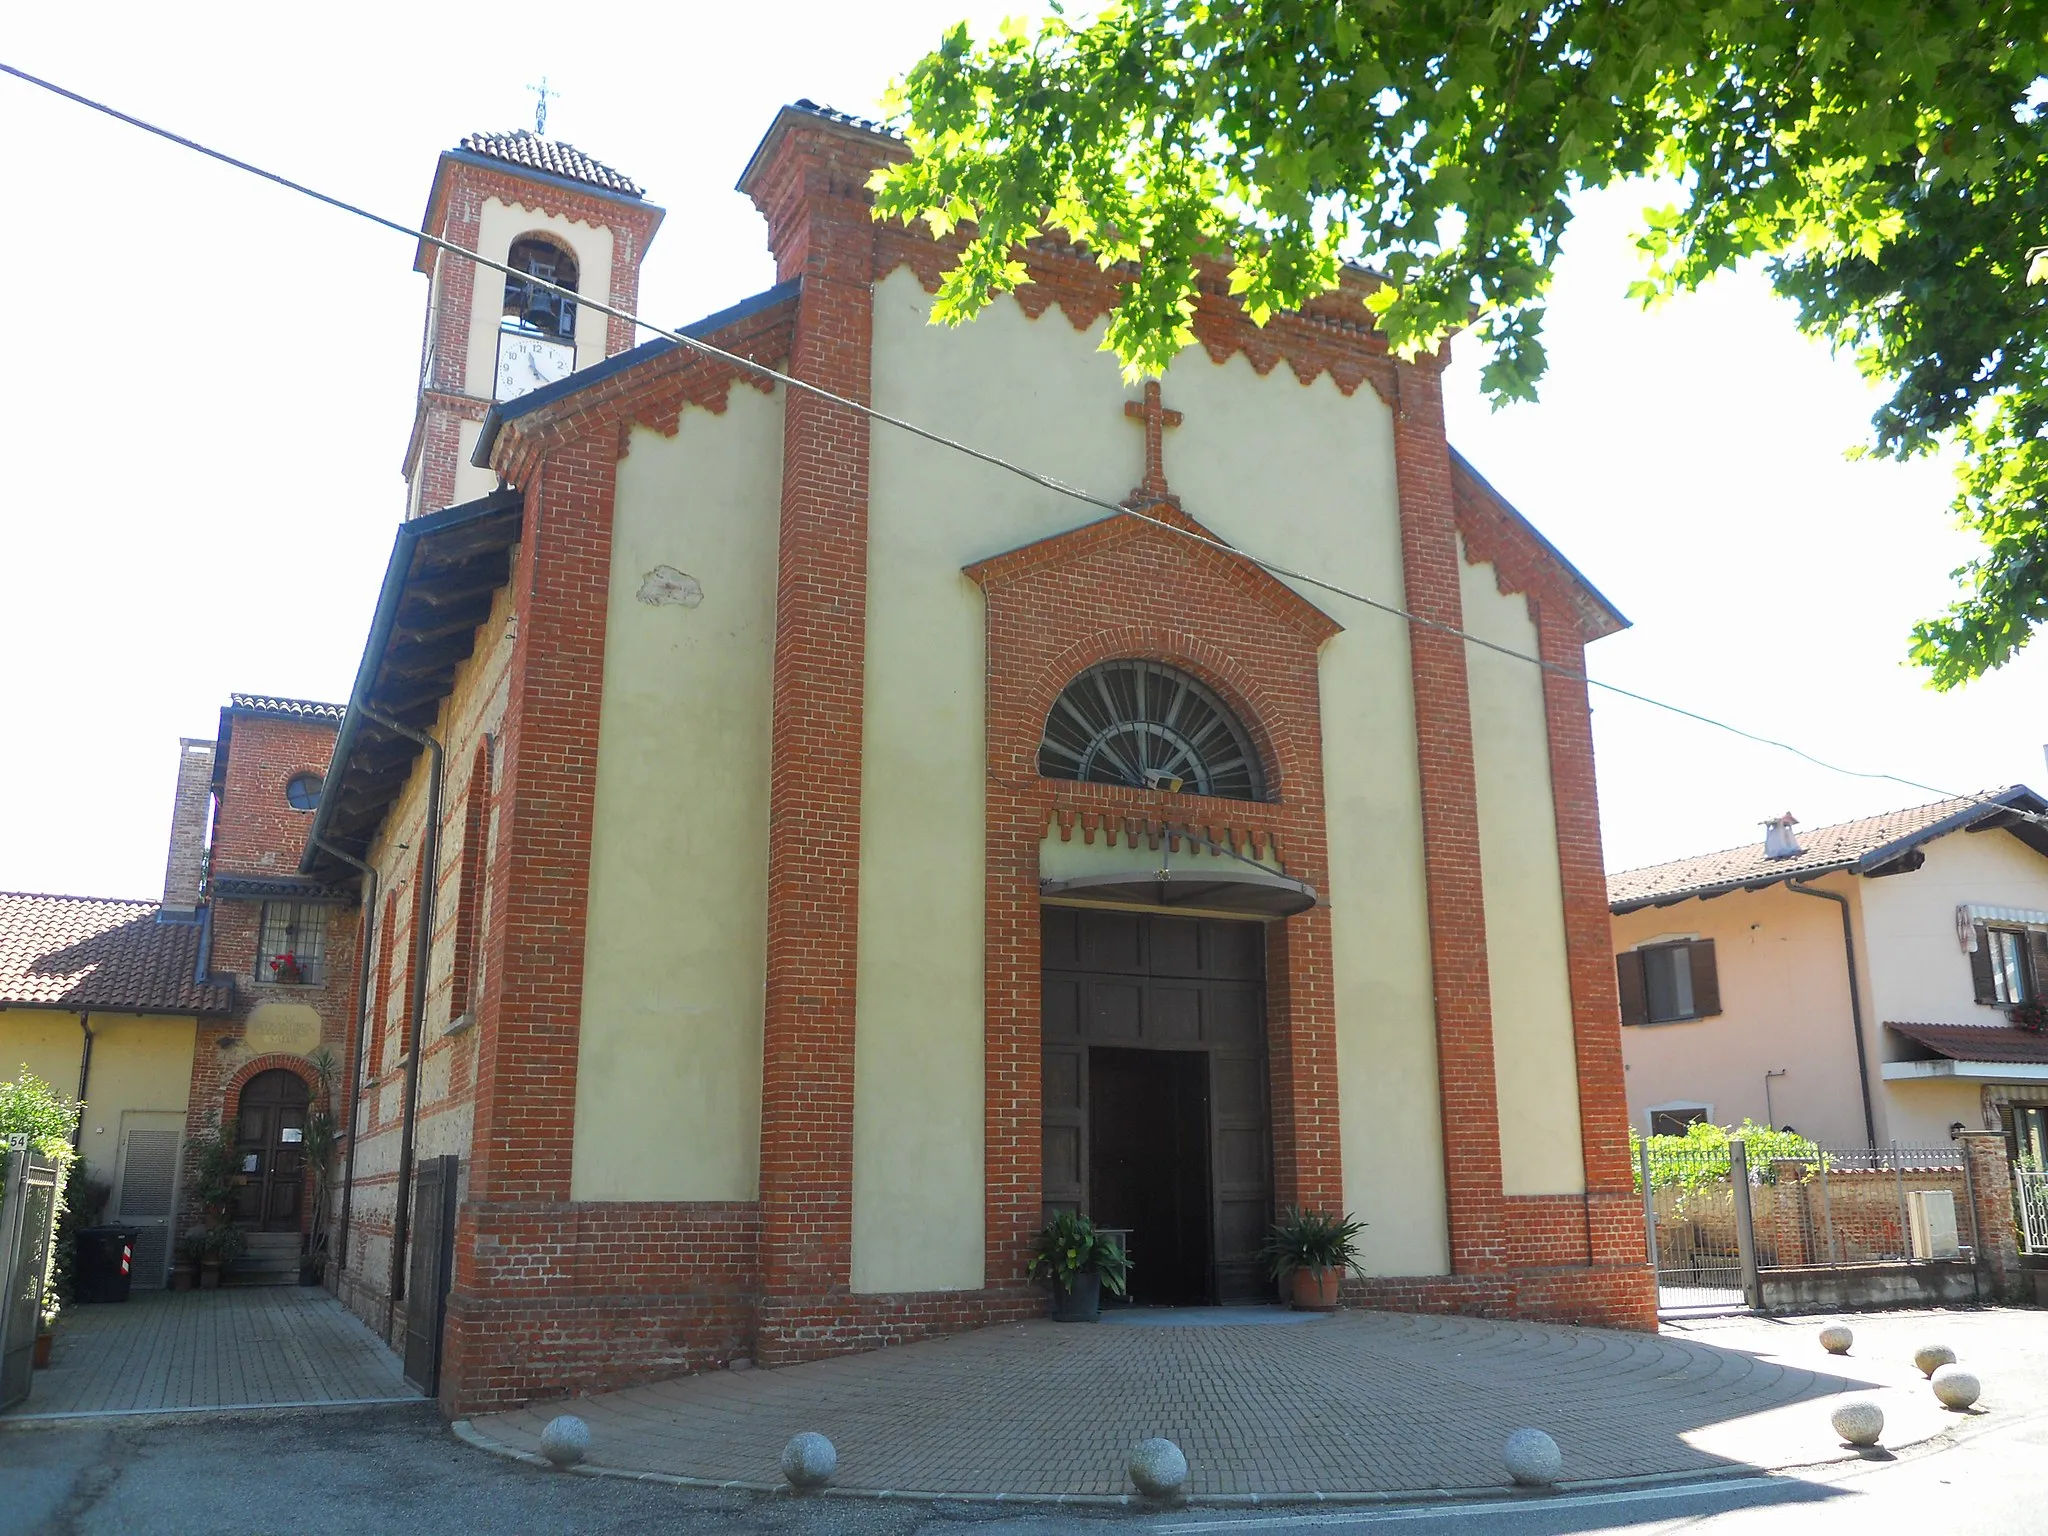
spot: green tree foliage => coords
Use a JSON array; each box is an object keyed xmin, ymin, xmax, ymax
[
  {"xmin": 1629, "ymin": 1118, "xmax": 1824, "ymax": 1195},
  {"xmin": 873, "ymin": 2, "xmax": 2048, "ymax": 682},
  {"xmin": 1, "ymin": 1067, "xmax": 80, "ymax": 1328}
]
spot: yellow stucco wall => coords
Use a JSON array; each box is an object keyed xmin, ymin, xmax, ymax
[
  {"xmin": 856, "ymin": 268, "xmax": 1446, "ymax": 1286},
  {"xmin": 0, "ymin": 1010, "xmax": 195, "ymax": 1182},
  {"xmin": 569, "ymin": 382, "xmax": 783, "ymax": 1201},
  {"xmin": 1459, "ymin": 552, "xmax": 1584, "ymax": 1196}
]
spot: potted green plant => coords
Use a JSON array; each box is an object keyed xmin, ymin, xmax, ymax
[
  {"xmin": 198, "ymin": 1222, "xmax": 247, "ymax": 1289},
  {"xmin": 1026, "ymin": 1210, "xmax": 1131, "ymax": 1322},
  {"xmin": 1263, "ymin": 1208, "xmax": 1367, "ymax": 1311},
  {"xmin": 173, "ymin": 1229, "xmax": 205, "ymax": 1291}
]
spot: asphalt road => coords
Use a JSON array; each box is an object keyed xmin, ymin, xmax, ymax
[{"xmin": 1, "ymin": 1399, "xmax": 2040, "ymax": 1536}]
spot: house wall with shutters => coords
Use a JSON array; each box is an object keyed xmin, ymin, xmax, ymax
[
  {"xmin": 1611, "ymin": 877, "xmax": 1872, "ymax": 1146},
  {"xmin": 1860, "ymin": 828, "xmax": 2048, "ymax": 1041},
  {"xmin": 0, "ymin": 1009, "xmax": 196, "ymax": 1182}
]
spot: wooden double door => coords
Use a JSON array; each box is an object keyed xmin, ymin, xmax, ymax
[
  {"xmin": 231, "ymin": 1069, "xmax": 308, "ymax": 1232},
  {"xmin": 1042, "ymin": 906, "xmax": 1273, "ymax": 1304}
]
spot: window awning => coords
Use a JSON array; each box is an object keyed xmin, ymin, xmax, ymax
[{"xmin": 1038, "ymin": 866, "xmax": 1319, "ymax": 921}]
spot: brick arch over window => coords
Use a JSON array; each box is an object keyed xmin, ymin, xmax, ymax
[
  {"xmin": 222, "ymin": 1053, "xmax": 323, "ymax": 1122},
  {"xmin": 968, "ymin": 505, "xmax": 1338, "ymax": 1293},
  {"xmin": 1024, "ymin": 627, "xmax": 1301, "ymax": 806}
]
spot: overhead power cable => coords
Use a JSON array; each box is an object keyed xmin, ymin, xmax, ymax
[{"xmin": 4, "ymin": 58, "xmax": 2039, "ymax": 834}]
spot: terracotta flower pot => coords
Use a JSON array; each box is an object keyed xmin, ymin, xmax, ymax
[
  {"xmin": 170, "ymin": 1263, "xmax": 197, "ymax": 1293},
  {"xmin": 1289, "ymin": 1267, "xmax": 1341, "ymax": 1312},
  {"xmin": 33, "ymin": 1331, "xmax": 53, "ymax": 1369},
  {"xmin": 199, "ymin": 1259, "xmax": 223, "ymax": 1292}
]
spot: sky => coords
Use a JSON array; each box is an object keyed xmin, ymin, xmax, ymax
[{"xmin": 1, "ymin": 1, "xmax": 2042, "ymax": 901}]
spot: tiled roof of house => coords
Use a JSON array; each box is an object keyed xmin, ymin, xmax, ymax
[
  {"xmin": 457, "ymin": 131, "xmax": 643, "ymax": 197},
  {"xmin": 1608, "ymin": 787, "xmax": 2046, "ymax": 912},
  {"xmin": 0, "ymin": 893, "xmax": 233, "ymax": 1015},
  {"xmin": 227, "ymin": 694, "xmax": 346, "ymax": 723},
  {"xmin": 1888, "ymin": 1020, "xmax": 2048, "ymax": 1066}
]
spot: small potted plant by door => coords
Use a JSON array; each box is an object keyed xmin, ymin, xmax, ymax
[
  {"xmin": 1027, "ymin": 1210, "xmax": 1132, "ymax": 1323},
  {"xmin": 1263, "ymin": 1208, "xmax": 1367, "ymax": 1312},
  {"xmin": 172, "ymin": 1230, "xmax": 205, "ymax": 1291}
]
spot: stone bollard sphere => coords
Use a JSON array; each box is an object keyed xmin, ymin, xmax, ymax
[
  {"xmin": 538, "ymin": 1414, "xmax": 590, "ymax": 1470},
  {"xmin": 1913, "ymin": 1343, "xmax": 1957, "ymax": 1378},
  {"xmin": 780, "ymin": 1432, "xmax": 838, "ymax": 1490},
  {"xmin": 1127, "ymin": 1437, "xmax": 1190, "ymax": 1499},
  {"xmin": 1817, "ymin": 1324, "xmax": 1854, "ymax": 1355},
  {"xmin": 1503, "ymin": 1428, "xmax": 1563, "ymax": 1488},
  {"xmin": 1829, "ymin": 1399, "xmax": 1884, "ymax": 1447},
  {"xmin": 1931, "ymin": 1365, "xmax": 1982, "ymax": 1411}
]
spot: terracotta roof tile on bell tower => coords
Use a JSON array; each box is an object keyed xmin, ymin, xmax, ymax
[{"xmin": 457, "ymin": 130, "xmax": 644, "ymax": 198}]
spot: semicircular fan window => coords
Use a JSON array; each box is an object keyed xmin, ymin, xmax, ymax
[{"xmin": 1037, "ymin": 660, "xmax": 1266, "ymax": 801}]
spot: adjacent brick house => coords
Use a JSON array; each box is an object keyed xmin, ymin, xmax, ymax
[
  {"xmin": 1, "ymin": 698, "xmax": 358, "ymax": 1288},
  {"xmin": 296, "ymin": 105, "xmax": 1653, "ymax": 1415}
]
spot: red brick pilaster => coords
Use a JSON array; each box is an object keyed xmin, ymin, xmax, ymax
[
  {"xmin": 745, "ymin": 121, "xmax": 879, "ymax": 1339},
  {"xmin": 1392, "ymin": 357, "xmax": 1506, "ymax": 1275},
  {"xmin": 1536, "ymin": 605, "xmax": 1644, "ymax": 1272},
  {"xmin": 462, "ymin": 440, "xmax": 615, "ymax": 1207},
  {"xmin": 441, "ymin": 435, "xmax": 618, "ymax": 1409}
]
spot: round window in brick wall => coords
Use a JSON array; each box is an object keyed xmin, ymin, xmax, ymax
[
  {"xmin": 1039, "ymin": 660, "xmax": 1265, "ymax": 800},
  {"xmin": 285, "ymin": 773, "xmax": 324, "ymax": 811}
]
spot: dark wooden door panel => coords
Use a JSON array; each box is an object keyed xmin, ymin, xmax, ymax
[{"xmin": 1042, "ymin": 908, "xmax": 1274, "ymax": 1305}]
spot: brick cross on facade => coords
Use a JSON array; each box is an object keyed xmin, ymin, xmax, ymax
[{"xmin": 1124, "ymin": 380, "xmax": 1183, "ymax": 499}]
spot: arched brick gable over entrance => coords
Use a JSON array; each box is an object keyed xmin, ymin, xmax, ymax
[{"xmin": 968, "ymin": 497, "xmax": 1344, "ymax": 1286}]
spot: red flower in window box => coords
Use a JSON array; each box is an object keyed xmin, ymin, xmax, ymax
[
  {"xmin": 269, "ymin": 952, "xmax": 305, "ymax": 985},
  {"xmin": 2007, "ymin": 1001, "xmax": 2048, "ymax": 1033}
]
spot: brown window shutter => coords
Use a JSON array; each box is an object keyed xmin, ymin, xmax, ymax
[
  {"xmin": 1687, "ymin": 938, "xmax": 1721, "ymax": 1017},
  {"xmin": 2027, "ymin": 929, "xmax": 2048, "ymax": 1002},
  {"xmin": 1616, "ymin": 949, "xmax": 1649, "ymax": 1026},
  {"xmin": 1969, "ymin": 924, "xmax": 1998, "ymax": 1005}
]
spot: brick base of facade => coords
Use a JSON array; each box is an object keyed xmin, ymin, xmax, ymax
[
  {"xmin": 1347, "ymin": 1264, "xmax": 1658, "ymax": 1332},
  {"xmin": 419, "ymin": 1193, "xmax": 1655, "ymax": 1415}
]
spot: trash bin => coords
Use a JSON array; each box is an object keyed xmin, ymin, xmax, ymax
[{"xmin": 75, "ymin": 1226, "xmax": 139, "ymax": 1303}]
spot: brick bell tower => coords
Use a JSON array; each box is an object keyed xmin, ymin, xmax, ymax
[{"xmin": 404, "ymin": 129, "xmax": 664, "ymax": 518}]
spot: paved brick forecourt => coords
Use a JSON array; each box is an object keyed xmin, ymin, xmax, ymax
[
  {"xmin": 3, "ymin": 1289, "xmax": 414, "ymax": 1421},
  {"xmin": 460, "ymin": 1306, "xmax": 1996, "ymax": 1501}
]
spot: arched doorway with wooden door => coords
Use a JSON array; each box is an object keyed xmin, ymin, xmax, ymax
[{"xmin": 231, "ymin": 1068, "xmax": 310, "ymax": 1232}]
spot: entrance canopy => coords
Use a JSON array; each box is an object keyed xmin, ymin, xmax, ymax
[{"xmin": 1039, "ymin": 866, "xmax": 1318, "ymax": 920}]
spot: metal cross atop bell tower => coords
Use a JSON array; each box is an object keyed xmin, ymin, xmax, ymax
[
  {"xmin": 526, "ymin": 76, "xmax": 559, "ymax": 137},
  {"xmin": 1124, "ymin": 379, "xmax": 1183, "ymax": 499}
]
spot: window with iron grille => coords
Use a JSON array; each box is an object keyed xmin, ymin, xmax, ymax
[{"xmin": 256, "ymin": 902, "xmax": 328, "ymax": 986}]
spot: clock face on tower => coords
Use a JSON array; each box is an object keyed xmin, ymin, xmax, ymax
[{"xmin": 495, "ymin": 331, "xmax": 576, "ymax": 402}]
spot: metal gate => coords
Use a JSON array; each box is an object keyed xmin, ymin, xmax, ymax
[
  {"xmin": 401, "ymin": 1154, "xmax": 460, "ymax": 1396},
  {"xmin": 0, "ymin": 1135, "xmax": 62, "ymax": 1412},
  {"xmin": 2018, "ymin": 1166, "xmax": 2048, "ymax": 1254},
  {"xmin": 1640, "ymin": 1138, "xmax": 1759, "ymax": 1313}
]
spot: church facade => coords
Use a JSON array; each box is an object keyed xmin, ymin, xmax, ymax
[{"xmin": 307, "ymin": 107, "xmax": 1652, "ymax": 1414}]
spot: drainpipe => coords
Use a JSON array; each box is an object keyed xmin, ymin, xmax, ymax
[
  {"xmin": 313, "ymin": 837, "xmax": 379, "ymax": 1274},
  {"xmin": 1786, "ymin": 878, "xmax": 1877, "ymax": 1149},
  {"xmin": 73, "ymin": 1013, "xmax": 93, "ymax": 1152},
  {"xmin": 360, "ymin": 704, "xmax": 443, "ymax": 1336}
]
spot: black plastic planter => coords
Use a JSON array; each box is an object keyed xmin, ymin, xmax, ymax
[{"xmin": 1050, "ymin": 1272, "xmax": 1102, "ymax": 1322}]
